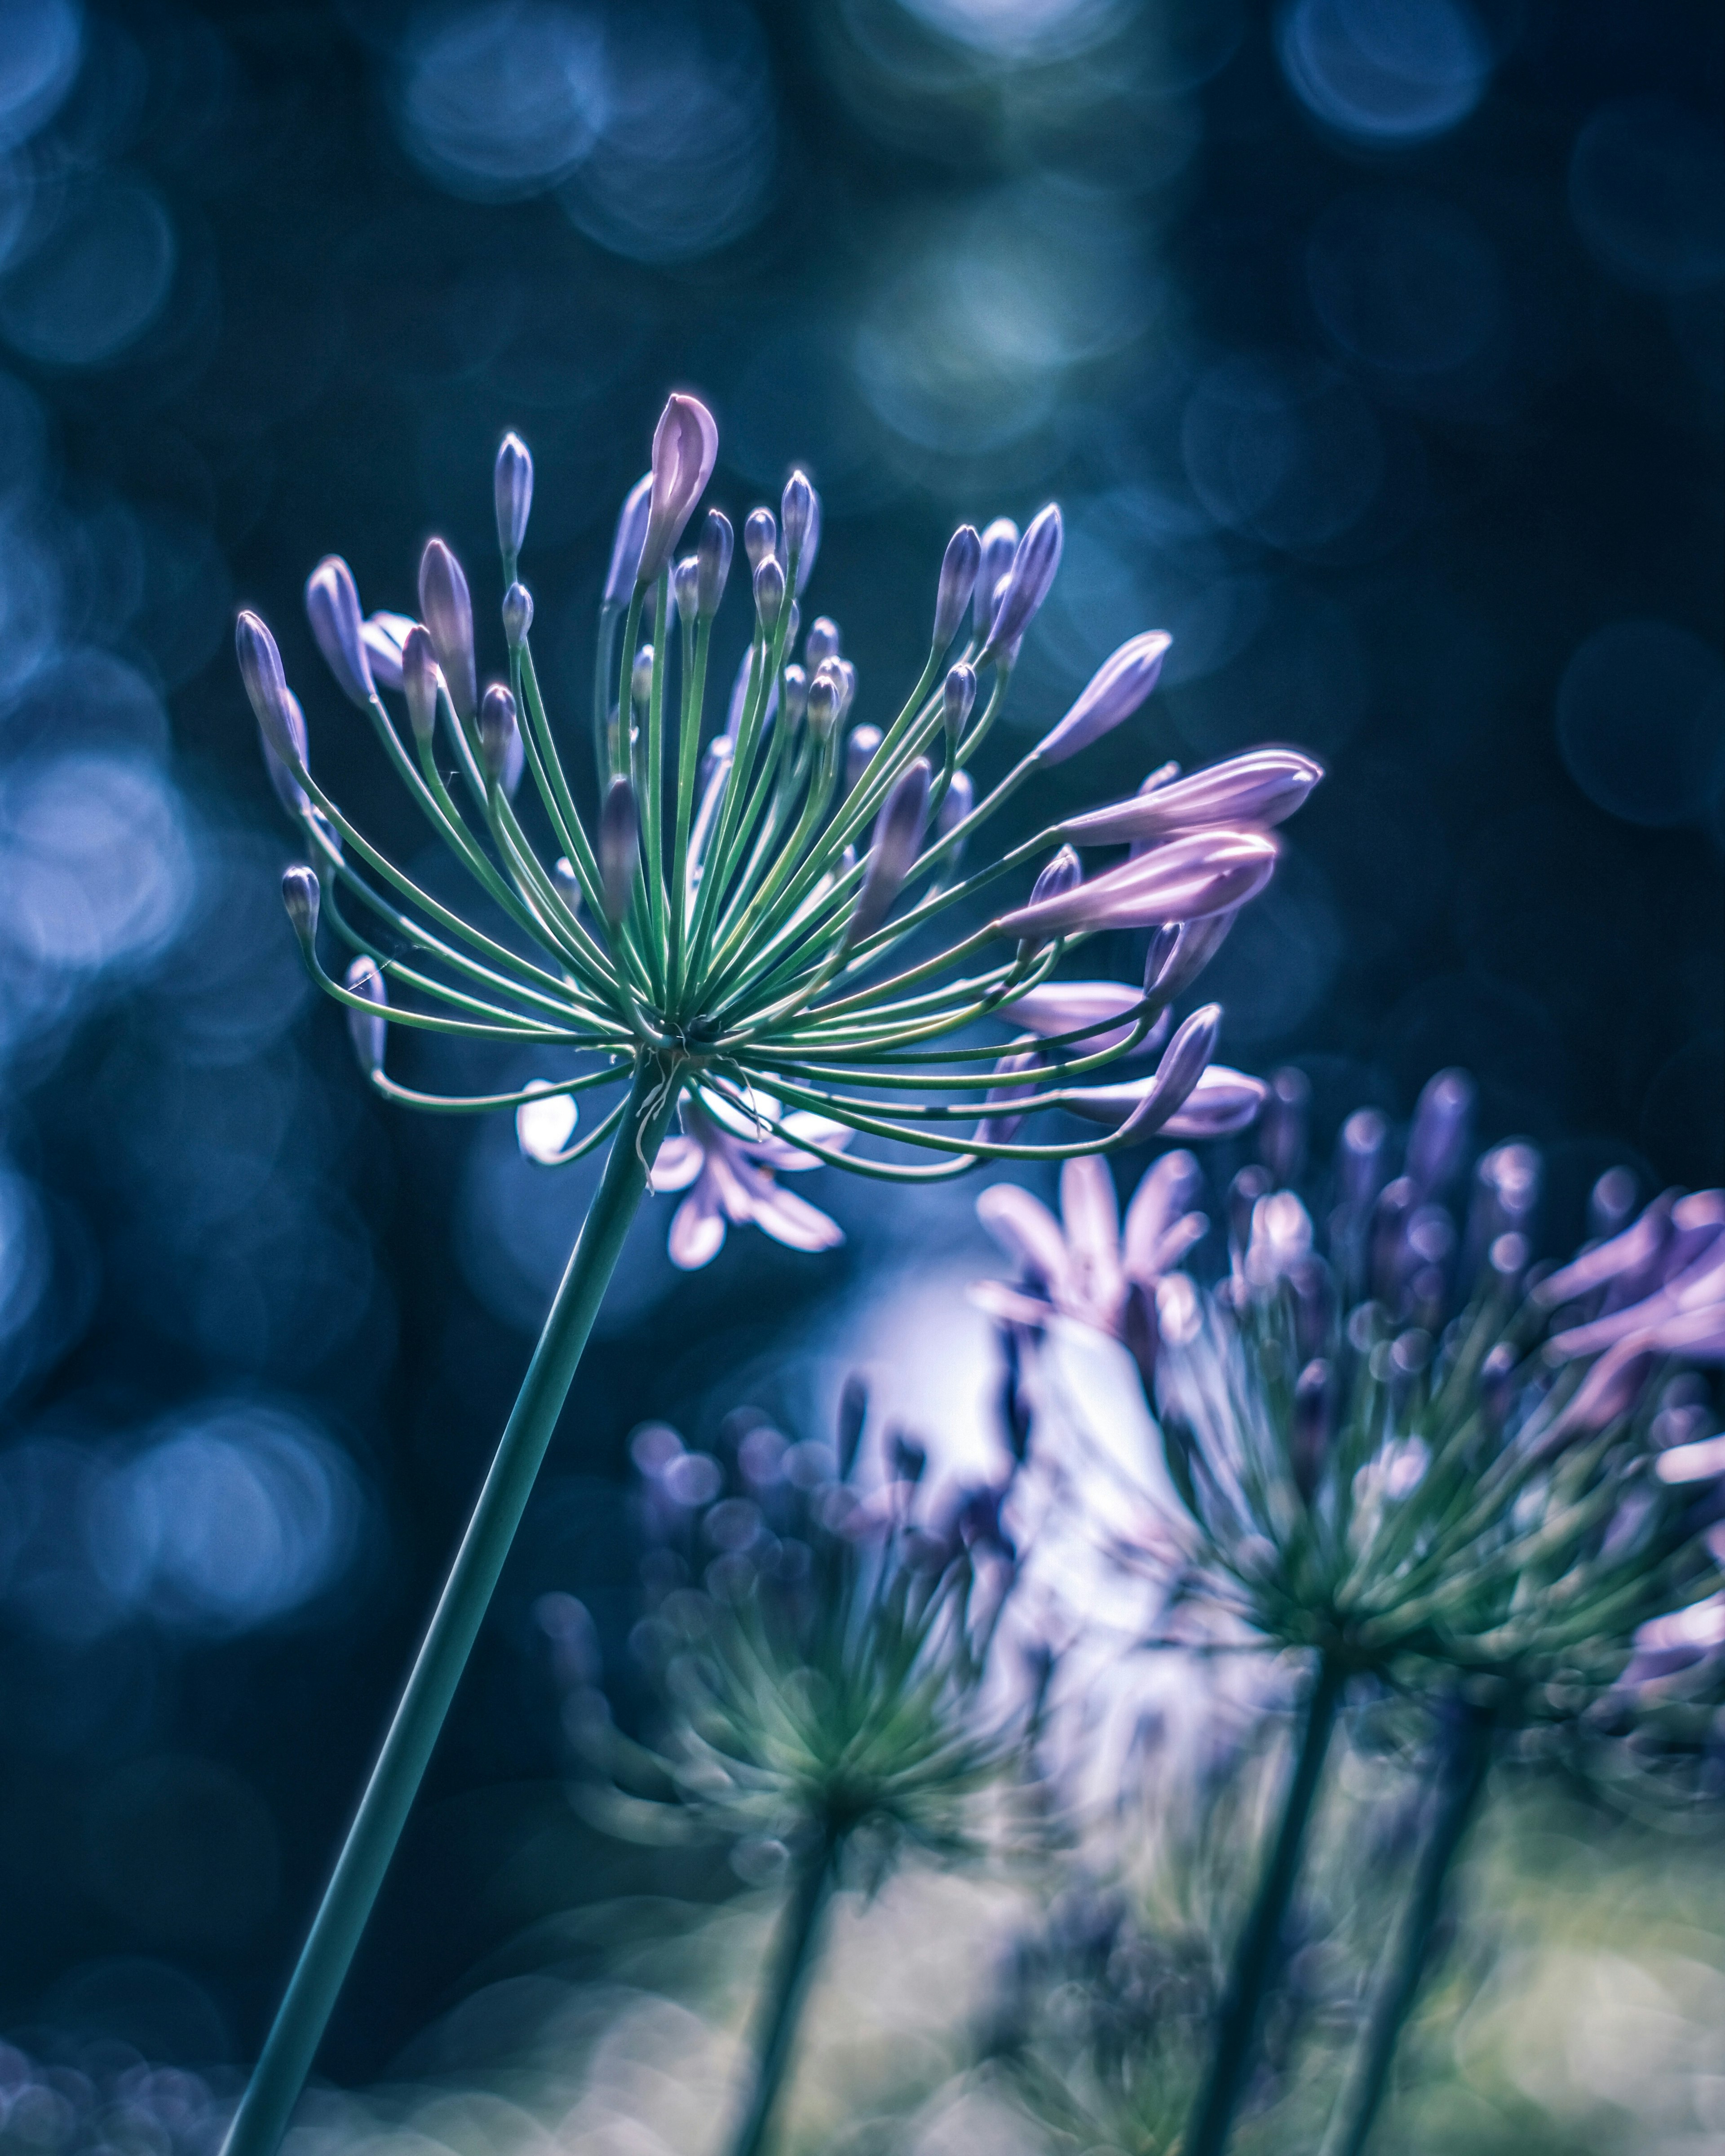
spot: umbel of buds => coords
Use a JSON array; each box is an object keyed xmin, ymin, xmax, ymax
[{"xmin": 222, "ymin": 391, "xmax": 1324, "ymax": 2156}]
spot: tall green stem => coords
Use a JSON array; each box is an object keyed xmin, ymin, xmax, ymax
[
  {"xmin": 1185, "ymin": 1654, "xmax": 1345, "ymax": 2156},
  {"xmin": 725, "ymin": 1834, "xmax": 840, "ymax": 2156},
  {"xmin": 220, "ymin": 1059, "xmax": 675, "ymax": 2156},
  {"xmin": 1321, "ymin": 1707, "xmax": 1493, "ymax": 2156}
]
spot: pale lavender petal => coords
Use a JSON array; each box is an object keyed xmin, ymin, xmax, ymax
[
  {"xmin": 976, "ymin": 1183, "xmax": 1071, "ymax": 1290},
  {"xmin": 1123, "ymin": 1149, "xmax": 1203, "ymax": 1280},
  {"xmin": 980, "ymin": 503, "xmax": 1062, "ymax": 662},
  {"xmin": 1157, "ymin": 1066, "xmax": 1270, "ymax": 1139},
  {"xmin": 516, "ymin": 1084, "xmax": 579, "ymax": 1166},
  {"xmin": 604, "ymin": 473, "xmax": 654, "ymax": 606},
  {"xmin": 650, "ymin": 1135, "xmax": 705, "ymax": 1192},
  {"xmin": 361, "ymin": 611, "xmax": 417, "ymax": 694},
  {"xmin": 748, "ymin": 1179, "xmax": 845, "ymax": 1254},
  {"xmin": 1061, "ymin": 748, "xmax": 1322, "ymax": 844},
  {"xmin": 305, "ymin": 556, "xmax": 375, "ymax": 708},
  {"xmin": 1003, "ymin": 981, "xmax": 1146, "ymax": 1052},
  {"xmin": 668, "ymin": 1175, "xmax": 728, "ymax": 1269},
  {"xmin": 1406, "ymin": 1068, "xmax": 1474, "ymax": 1194},
  {"xmin": 968, "ymin": 1279, "xmax": 1055, "ymax": 1329},
  {"xmin": 1061, "ymin": 1156, "xmax": 1120, "ymax": 1272},
  {"xmin": 1536, "ymin": 1190, "xmax": 1678, "ymax": 1307},
  {"xmin": 994, "ymin": 829, "xmax": 1278, "ymax": 940}
]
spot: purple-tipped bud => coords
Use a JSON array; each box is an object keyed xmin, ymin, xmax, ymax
[
  {"xmin": 360, "ymin": 610, "xmax": 416, "ymax": 694},
  {"xmin": 1063, "ymin": 747, "xmax": 1324, "ymax": 845},
  {"xmin": 401, "ymin": 623, "xmax": 440, "ymax": 744},
  {"xmin": 1261, "ymin": 1066, "xmax": 1311, "ymax": 1188},
  {"xmin": 979, "ymin": 504, "xmax": 1062, "ymax": 664},
  {"xmin": 282, "ymin": 864, "xmax": 319, "ymax": 951},
  {"xmin": 943, "ymin": 662, "xmax": 977, "ymax": 741},
  {"xmin": 1407, "ymin": 1068, "xmax": 1474, "ymax": 1195},
  {"xmin": 1035, "ymin": 631, "xmax": 1170, "ymax": 769},
  {"xmin": 672, "ymin": 556, "xmax": 700, "ymax": 626},
  {"xmin": 696, "ymin": 508, "xmax": 733, "ymax": 618},
  {"xmin": 1017, "ymin": 844, "xmax": 1081, "ymax": 951},
  {"xmin": 753, "ymin": 554, "xmax": 786, "ymax": 631},
  {"xmin": 844, "ymin": 718, "xmax": 880, "ymax": 784},
  {"xmin": 848, "ymin": 757, "xmax": 931, "ymax": 945},
  {"xmin": 933, "ymin": 525, "xmax": 982, "ymax": 650},
  {"xmin": 494, "ymin": 431, "xmax": 533, "ymax": 562},
  {"xmin": 974, "ymin": 518, "xmax": 1018, "ymax": 639},
  {"xmin": 637, "ymin": 394, "xmax": 719, "ymax": 589},
  {"xmin": 236, "ymin": 611, "xmax": 302, "ymax": 768},
  {"xmin": 631, "ymin": 644, "xmax": 655, "ymax": 709},
  {"xmin": 305, "ymin": 556, "xmax": 375, "ymax": 709},
  {"xmin": 781, "ymin": 663, "xmax": 809, "ymax": 725},
  {"xmin": 478, "ymin": 682, "xmax": 518, "ymax": 787},
  {"xmin": 1066, "ymin": 1003, "xmax": 1223, "ymax": 1141},
  {"xmin": 1143, "ymin": 923, "xmax": 1181, "ymax": 994},
  {"xmin": 502, "ymin": 581, "xmax": 533, "ymax": 648},
  {"xmin": 1589, "ymin": 1166, "xmax": 1638, "ymax": 1241},
  {"xmin": 994, "ymin": 828, "xmax": 1277, "ymax": 941},
  {"xmin": 805, "ymin": 616, "xmax": 840, "ymax": 670},
  {"xmin": 938, "ymin": 767, "xmax": 974, "ymax": 841},
  {"xmin": 604, "ymin": 472, "xmax": 653, "ymax": 606},
  {"xmin": 419, "ymin": 538, "xmax": 477, "ymax": 723},
  {"xmin": 808, "ymin": 664, "xmax": 844, "ymax": 741},
  {"xmin": 344, "ymin": 955, "xmax": 387, "ymax": 1074},
  {"xmin": 744, "ymin": 507, "xmax": 778, "ymax": 571},
  {"xmin": 781, "ymin": 469, "xmax": 815, "ymax": 563},
  {"xmin": 261, "ymin": 688, "xmax": 310, "ymax": 818},
  {"xmin": 1337, "ymin": 1108, "xmax": 1389, "ymax": 1212},
  {"xmin": 1147, "ymin": 910, "xmax": 1238, "ymax": 1003},
  {"xmin": 599, "ymin": 774, "xmax": 639, "ymax": 925}
]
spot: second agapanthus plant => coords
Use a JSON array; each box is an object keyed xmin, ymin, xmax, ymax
[{"xmin": 226, "ymin": 392, "xmax": 1319, "ymax": 2156}]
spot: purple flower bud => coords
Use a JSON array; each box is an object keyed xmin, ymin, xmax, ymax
[
  {"xmin": 744, "ymin": 507, "xmax": 777, "ymax": 571},
  {"xmin": 781, "ymin": 663, "xmax": 808, "ymax": 724},
  {"xmin": 993, "ymin": 828, "xmax": 1277, "ymax": 941},
  {"xmin": 805, "ymin": 616, "xmax": 840, "ymax": 670},
  {"xmin": 1065, "ymin": 751, "xmax": 1325, "ymax": 852},
  {"xmin": 753, "ymin": 554, "xmax": 786, "ymax": 630},
  {"xmin": 599, "ymin": 773, "xmax": 639, "ymax": 924},
  {"xmin": 631, "ymin": 644, "xmax": 655, "ymax": 709},
  {"xmin": 419, "ymin": 538, "xmax": 477, "ymax": 723},
  {"xmin": 345, "ymin": 955, "xmax": 387, "ymax": 1074},
  {"xmin": 281, "ymin": 863, "xmax": 320, "ymax": 950},
  {"xmin": 304, "ymin": 556, "xmax": 375, "ymax": 709},
  {"xmin": 637, "ymin": 394, "xmax": 719, "ymax": 589},
  {"xmin": 1338, "ymin": 1107, "xmax": 1388, "ymax": 1209},
  {"xmin": 1229, "ymin": 1164, "xmax": 1274, "ymax": 1255},
  {"xmin": 672, "ymin": 556, "xmax": 700, "ymax": 626},
  {"xmin": 604, "ymin": 472, "xmax": 654, "ymax": 606},
  {"xmin": 973, "ymin": 517, "xmax": 1017, "ymax": 639},
  {"xmin": 261, "ymin": 687, "xmax": 309, "ymax": 818},
  {"xmin": 933, "ymin": 524, "xmax": 982, "ymax": 650},
  {"xmin": 1146, "ymin": 908, "xmax": 1239, "ymax": 1003},
  {"xmin": 1159, "ymin": 1066, "xmax": 1269, "ymax": 1140},
  {"xmin": 1017, "ymin": 844, "xmax": 1081, "ymax": 953},
  {"xmin": 794, "ymin": 485, "xmax": 821, "ymax": 595},
  {"xmin": 478, "ymin": 682, "xmax": 518, "ymax": 787},
  {"xmin": 552, "ymin": 857, "xmax": 582, "ymax": 916},
  {"xmin": 1066, "ymin": 1003, "xmax": 1222, "ymax": 1141},
  {"xmin": 978, "ymin": 504, "xmax": 1062, "ymax": 664},
  {"xmin": 844, "ymin": 718, "xmax": 880, "ymax": 783},
  {"xmin": 938, "ymin": 767, "xmax": 974, "ymax": 841},
  {"xmin": 502, "ymin": 581, "xmax": 533, "ymax": 648},
  {"xmin": 805, "ymin": 664, "xmax": 841, "ymax": 741},
  {"xmin": 943, "ymin": 662, "xmax": 977, "ymax": 741},
  {"xmin": 848, "ymin": 756, "xmax": 931, "ymax": 945},
  {"xmin": 697, "ymin": 508, "xmax": 733, "ymax": 618},
  {"xmin": 781, "ymin": 469, "xmax": 816, "ymax": 563},
  {"xmin": 1260, "ymin": 1066, "xmax": 1311, "ymax": 1188},
  {"xmin": 1035, "ymin": 632, "xmax": 1171, "ymax": 769},
  {"xmin": 494, "ymin": 430, "xmax": 533, "ymax": 562},
  {"xmin": 1001, "ymin": 979, "xmax": 1145, "ymax": 1051},
  {"xmin": 360, "ymin": 610, "xmax": 416, "ymax": 693},
  {"xmin": 236, "ymin": 611, "xmax": 302, "ymax": 768},
  {"xmin": 1406, "ymin": 1068, "xmax": 1474, "ymax": 1194},
  {"xmin": 401, "ymin": 623, "xmax": 440, "ymax": 744}
]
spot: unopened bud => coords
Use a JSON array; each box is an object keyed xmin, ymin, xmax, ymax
[
  {"xmin": 780, "ymin": 469, "xmax": 815, "ymax": 562},
  {"xmin": 345, "ymin": 955, "xmax": 387, "ymax": 1074},
  {"xmin": 834, "ymin": 658, "xmax": 857, "ymax": 719},
  {"xmin": 808, "ymin": 665, "xmax": 843, "ymax": 741},
  {"xmin": 282, "ymin": 864, "xmax": 320, "ymax": 950},
  {"xmin": 805, "ymin": 616, "xmax": 840, "ymax": 670},
  {"xmin": 794, "ymin": 485, "xmax": 821, "ymax": 595},
  {"xmin": 478, "ymin": 682, "xmax": 518, "ymax": 787},
  {"xmin": 631, "ymin": 644, "xmax": 655, "ymax": 709},
  {"xmin": 844, "ymin": 719, "xmax": 880, "ymax": 785},
  {"xmin": 419, "ymin": 538, "xmax": 477, "ymax": 722},
  {"xmin": 401, "ymin": 624, "xmax": 440, "ymax": 744},
  {"xmin": 604, "ymin": 472, "xmax": 653, "ymax": 606},
  {"xmin": 637, "ymin": 393, "xmax": 719, "ymax": 588},
  {"xmin": 599, "ymin": 774, "xmax": 639, "ymax": 924},
  {"xmin": 697, "ymin": 508, "xmax": 733, "ymax": 618},
  {"xmin": 973, "ymin": 517, "xmax": 1017, "ymax": 637},
  {"xmin": 942, "ymin": 662, "xmax": 976, "ymax": 741},
  {"xmin": 305, "ymin": 557, "xmax": 375, "ymax": 708},
  {"xmin": 1261, "ymin": 1066, "xmax": 1311, "ymax": 1188},
  {"xmin": 1016, "ymin": 843, "xmax": 1081, "ymax": 954},
  {"xmin": 849, "ymin": 757, "xmax": 931, "ymax": 945},
  {"xmin": 494, "ymin": 430, "xmax": 533, "ymax": 563},
  {"xmin": 261, "ymin": 688, "xmax": 309, "ymax": 819},
  {"xmin": 236, "ymin": 611, "xmax": 302, "ymax": 769},
  {"xmin": 744, "ymin": 508, "xmax": 777, "ymax": 570},
  {"xmin": 753, "ymin": 555, "xmax": 786, "ymax": 630},
  {"xmin": 933, "ymin": 524, "xmax": 982, "ymax": 650},
  {"xmin": 360, "ymin": 612, "xmax": 415, "ymax": 694},
  {"xmin": 672, "ymin": 556, "xmax": 700, "ymax": 626},
  {"xmin": 980, "ymin": 504, "xmax": 1062, "ymax": 664},
  {"xmin": 502, "ymin": 580, "xmax": 533, "ymax": 648},
  {"xmin": 781, "ymin": 663, "xmax": 808, "ymax": 724}
]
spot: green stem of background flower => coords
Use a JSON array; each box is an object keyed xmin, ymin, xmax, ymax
[
  {"xmin": 219, "ymin": 1058, "xmax": 675, "ymax": 2156},
  {"xmin": 1320, "ymin": 1705, "xmax": 1494, "ymax": 2156},
  {"xmin": 725, "ymin": 1832, "xmax": 840, "ymax": 2156},
  {"xmin": 1185, "ymin": 1653, "xmax": 1345, "ymax": 2156}
]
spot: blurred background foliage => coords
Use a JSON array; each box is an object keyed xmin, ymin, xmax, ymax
[{"xmin": 0, "ymin": 0, "xmax": 1720, "ymax": 2147}]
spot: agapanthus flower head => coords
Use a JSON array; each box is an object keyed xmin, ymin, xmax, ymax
[{"xmin": 238, "ymin": 393, "xmax": 1322, "ymax": 1269}]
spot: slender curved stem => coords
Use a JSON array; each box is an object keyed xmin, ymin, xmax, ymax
[
  {"xmin": 1321, "ymin": 1708, "xmax": 1493, "ymax": 2156},
  {"xmin": 725, "ymin": 1833, "xmax": 840, "ymax": 2156},
  {"xmin": 1185, "ymin": 1654, "xmax": 1345, "ymax": 2156},
  {"xmin": 219, "ymin": 1059, "xmax": 676, "ymax": 2156}
]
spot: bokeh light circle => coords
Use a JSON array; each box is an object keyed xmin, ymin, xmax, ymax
[
  {"xmin": 1556, "ymin": 619, "xmax": 1725, "ymax": 830},
  {"xmin": 0, "ymin": 0, "xmax": 84, "ymax": 154},
  {"xmin": 1278, "ymin": 0, "xmax": 1491, "ymax": 146},
  {"xmin": 397, "ymin": 0, "xmax": 609, "ymax": 201},
  {"xmin": 1569, "ymin": 98, "xmax": 1725, "ymax": 297},
  {"xmin": 0, "ymin": 180, "xmax": 176, "ymax": 367}
]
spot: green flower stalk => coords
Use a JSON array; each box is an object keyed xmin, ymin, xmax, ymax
[{"xmin": 224, "ymin": 392, "xmax": 1288, "ymax": 2156}]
